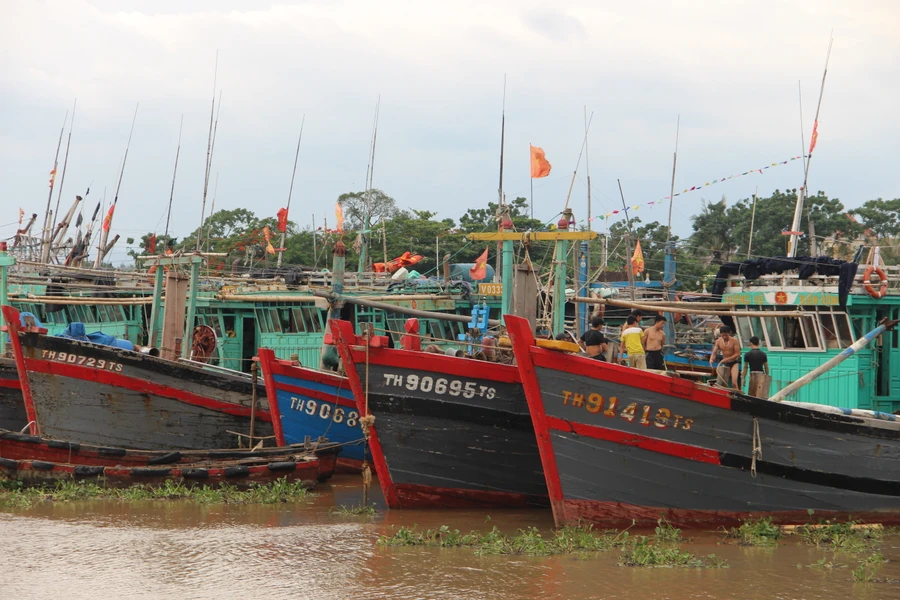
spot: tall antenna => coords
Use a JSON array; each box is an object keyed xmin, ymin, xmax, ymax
[
  {"xmin": 94, "ymin": 103, "xmax": 139, "ymax": 268},
  {"xmin": 787, "ymin": 32, "xmax": 833, "ymax": 258},
  {"xmin": 665, "ymin": 115, "xmax": 681, "ymax": 245},
  {"xmin": 41, "ymin": 110, "xmax": 68, "ymax": 263},
  {"xmin": 563, "ymin": 112, "xmax": 593, "ymax": 210},
  {"xmin": 197, "ymin": 51, "xmax": 219, "ymax": 251},
  {"xmin": 163, "ymin": 115, "xmax": 184, "ymax": 246},
  {"xmin": 277, "ymin": 115, "xmax": 305, "ymax": 268}
]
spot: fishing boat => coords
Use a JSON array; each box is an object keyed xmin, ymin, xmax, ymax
[
  {"xmin": 506, "ymin": 314, "xmax": 900, "ymax": 527},
  {"xmin": 0, "ymin": 453, "xmax": 323, "ymax": 489},
  {"xmin": 0, "ymin": 428, "xmax": 342, "ymax": 482},
  {"xmin": 256, "ymin": 347, "xmax": 364, "ymax": 473},
  {"xmin": 3, "ymin": 305, "xmax": 274, "ymax": 450},
  {"xmin": 331, "ymin": 318, "xmax": 550, "ymax": 508}
]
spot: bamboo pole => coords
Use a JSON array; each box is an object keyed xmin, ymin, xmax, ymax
[
  {"xmin": 572, "ymin": 297, "xmax": 807, "ymax": 318},
  {"xmin": 311, "ymin": 289, "xmax": 503, "ymax": 327}
]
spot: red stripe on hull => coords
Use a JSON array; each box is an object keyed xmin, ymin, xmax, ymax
[
  {"xmin": 561, "ymin": 499, "xmax": 900, "ymax": 528},
  {"xmin": 258, "ymin": 349, "xmax": 286, "ymax": 446},
  {"xmin": 335, "ymin": 457, "xmax": 364, "ymax": 474},
  {"xmin": 545, "ymin": 416, "xmax": 721, "ymax": 465},
  {"xmin": 271, "ymin": 380, "xmax": 356, "ymax": 409},
  {"xmin": 393, "ymin": 483, "xmax": 548, "ymax": 509},
  {"xmin": 0, "ymin": 380, "xmax": 20, "ymax": 389},
  {"xmin": 25, "ymin": 357, "xmax": 271, "ymax": 422},
  {"xmin": 346, "ymin": 346, "xmax": 520, "ymax": 384}
]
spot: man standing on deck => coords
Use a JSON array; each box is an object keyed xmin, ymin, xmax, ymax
[
  {"xmin": 710, "ymin": 326, "xmax": 741, "ymax": 389},
  {"xmin": 643, "ymin": 316, "xmax": 667, "ymax": 370},
  {"xmin": 620, "ymin": 315, "xmax": 646, "ymax": 369},
  {"xmin": 580, "ymin": 317, "xmax": 609, "ymax": 361}
]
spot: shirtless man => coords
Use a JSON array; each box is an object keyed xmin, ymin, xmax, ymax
[
  {"xmin": 710, "ymin": 326, "xmax": 741, "ymax": 389},
  {"xmin": 642, "ymin": 316, "xmax": 667, "ymax": 370},
  {"xmin": 579, "ymin": 317, "xmax": 609, "ymax": 361}
]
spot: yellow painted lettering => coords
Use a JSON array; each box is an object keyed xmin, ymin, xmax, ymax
[
  {"xmin": 586, "ymin": 393, "xmax": 604, "ymax": 413},
  {"xmin": 572, "ymin": 393, "xmax": 585, "ymax": 408},
  {"xmin": 682, "ymin": 418, "xmax": 694, "ymax": 431},
  {"xmin": 562, "ymin": 391, "xmax": 573, "ymax": 405},
  {"xmin": 672, "ymin": 414, "xmax": 683, "ymax": 428},
  {"xmin": 654, "ymin": 408, "xmax": 671, "ymax": 428},
  {"xmin": 620, "ymin": 402, "xmax": 638, "ymax": 422},
  {"xmin": 638, "ymin": 405, "xmax": 652, "ymax": 426},
  {"xmin": 603, "ymin": 396, "xmax": 618, "ymax": 417}
]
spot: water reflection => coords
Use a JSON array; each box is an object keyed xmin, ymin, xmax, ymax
[{"xmin": 1, "ymin": 476, "xmax": 899, "ymax": 600}]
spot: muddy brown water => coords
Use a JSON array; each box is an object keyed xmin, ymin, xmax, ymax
[{"xmin": 2, "ymin": 475, "xmax": 899, "ymax": 599}]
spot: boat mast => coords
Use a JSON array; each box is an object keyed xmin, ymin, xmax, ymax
[
  {"xmin": 495, "ymin": 76, "xmax": 506, "ymax": 285},
  {"xmin": 47, "ymin": 99, "xmax": 77, "ymax": 262},
  {"xmin": 617, "ymin": 179, "xmax": 636, "ymax": 302},
  {"xmin": 41, "ymin": 111, "xmax": 67, "ymax": 264},
  {"xmin": 163, "ymin": 115, "xmax": 184, "ymax": 251},
  {"xmin": 94, "ymin": 103, "xmax": 139, "ymax": 268},
  {"xmin": 197, "ymin": 52, "xmax": 219, "ymax": 251},
  {"xmin": 787, "ymin": 34, "xmax": 833, "ymax": 258},
  {"xmin": 359, "ymin": 97, "xmax": 380, "ymax": 273},
  {"xmin": 278, "ymin": 116, "xmax": 304, "ymax": 268}
]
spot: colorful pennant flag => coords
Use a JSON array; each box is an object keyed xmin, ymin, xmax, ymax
[
  {"xmin": 102, "ymin": 204, "xmax": 115, "ymax": 231},
  {"xmin": 48, "ymin": 168, "xmax": 57, "ymax": 188},
  {"xmin": 263, "ymin": 225, "xmax": 276, "ymax": 255},
  {"xmin": 277, "ymin": 207, "xmax": 289, "ymax": 233},
  {"xmin": 530, "ymin": 145, "xmax": 552, "ymax": 178},
  {"xmin": 335, "ymin": 202, "xmax": 344, "ymax": 232},
  {"xmin": 631, "ymin": 240, "xmax": 644, "ymax": 276},
  {"xmin": 469, "ymin": 247, "xmax": 489, "ymax": 281}
]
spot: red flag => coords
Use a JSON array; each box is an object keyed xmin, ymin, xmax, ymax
[
  {"xmin": 808, "ymin": 120, "xmax": 819, "ymax": 155},
  {"xmin": 530, "ymin": 145, "xmax": 552, "ymax": 178},
  {"xmin": 277, "ymin": 207, "xmax": 289, "ymax": 233},
  {"xmin": 148, "ymin": 234, "xmax": 157, "ymax": 254},
  {"xmin": 469, "ymin": 247, "xmax": 489, "ymax": 281},
  {"xmin": 48, "ymin": 167, "xmax": 57, "ymax": 188},
  {"xmin": 18, "ymin": 208, "xmax": 24, "ymax": 224},
  {"xmin": 102, "ymin": 204, "xmax": 115, "ymax": 231}
]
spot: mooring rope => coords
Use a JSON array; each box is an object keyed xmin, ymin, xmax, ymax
[{"xmin": 751, "ymin": 417, "xmax": 762, "ymax": 478}]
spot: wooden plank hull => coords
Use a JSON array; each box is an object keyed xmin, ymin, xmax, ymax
[
  {"xmin": 505, "ymin": 315, "xmax": 900, "ymax": 528},
  {"xmin": 0, "ymin": 429, "xmax": 341, "ymax": 482},
  {"xmin": 331, "ymin": 320, "xmax": 548, "ymax": 509},
  {"xmin": 257, "ymin": 348, "xmax": 365, "ymax": 472},
  {"xmin": 0, "ymin": 455, "xmax": 321, "ymax": 489},
  {"xmin": 0, "ymin": 358, "xmax": 26, "ymax": 432},
  {"xmin": 4, "ymin": 307, "xmax": 274, "ymax": 451}
]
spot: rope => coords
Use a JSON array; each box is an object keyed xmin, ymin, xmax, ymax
[
  {"xmin": 751, "ymin": 417, "xmax": 762, "ymax": 478},
  {"xmin": 359, "ymin": 328, "xmax": 375, "ymax": 506}
]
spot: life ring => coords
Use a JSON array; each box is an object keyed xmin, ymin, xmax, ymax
[{"xmin": 864, "ymin": 266, "xmax": 888, "ymax": 299}]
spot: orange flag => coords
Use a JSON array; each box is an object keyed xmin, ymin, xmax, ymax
[
  {"xmin": 335, "ymin": 202, "xmax": 344, "ymax": 232},
  {"xmin": 18, "ymin": 208, "xmax": 24, "ymax": 224},
  {"xmin": 102, "ymin": 204, "xmax": 115, "ymax": 231},
  {"xmin": 469, "ymin": 247, "xmax": 489, "ymax": 281},
  {"xmin": 276, "ymin": 207, "xmax": 289, "ymax": 233},
  {"xmin": 808, "ymin": 120, "xmax": 819, "ymax": 155},
  {"xmin": 631, "ymin": 240, "xmax": 644, "ymax": 276},
  {"xmin": 530, "ymin": 144, "xmax": 551, "ymax": 178},
  {"xmin": 263, "ymin": 225, "xmax": 276, "ymax": 255}
]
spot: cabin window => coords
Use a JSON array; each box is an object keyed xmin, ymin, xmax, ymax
[
  {"xmin": 819, "ymin": 314, "xmax": 841, "ymax": 348},
  {"xmin": 762, "ymin": 309, "xmax": 784, "ymax": 349},
  {"xmin": 800, "ymin": 316, "xmax": 821, "ymax": 349},
  {"xmin": 293, "ymin": 306, "xmax": 323, "ymax": 333},
  {"xmin": 782, "ymin": 317, "xmax": 804, "ymax": 348},
  {"xmin": 736, "ymin": 317, "xmax": 753, "ymax": 344},
  {"xmin": 835, "ymin": 313, "xmax": 854, "ymax": 345}
]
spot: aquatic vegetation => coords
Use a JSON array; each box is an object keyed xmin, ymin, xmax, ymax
[
  {"xmin": 619, "ymin": 536, "xmax": 728, "ymax": 568},
  {"xmin": 851, "ymin": 552, "xmax": 887, "ymax": 583},
  {"xmin": 331, "ymin": 504, "xmax": 377, "ymax": 516},
  {"xmin": 795, "ymin": 520, "xmax": 883, "ymax": 553},
  {"xmin": 653, "ymin": 517, "xmax": 683, "ymax": 542},
  {"xmin": 377, "ymin": 523, "xmax": 630, "ymax": 556},
  {"xmin": 0, "ymin": 477, "xmax": 313, "ymax": 508},
  {"xmin": 725, "ymin": 517, "xmax": 782, "ymax": 546}
]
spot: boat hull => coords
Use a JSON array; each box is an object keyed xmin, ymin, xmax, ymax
[
  {"xmin": 506, "ymin": 315, "xmax": 900, "ymax": 527},
  {"xmin": 5, "ymin": 311, "xmax": 274, "ymax": 451},
  {"xmin": 257, "ymin": 348, "xmax": 366, "ymax": 472},
  {"xmin": 332, "ymin": 320, "xmax": 548, "ymax": 509},
  {"xmin": 0, "ymin": 358, "xmax": 26, "ymax": 432}
]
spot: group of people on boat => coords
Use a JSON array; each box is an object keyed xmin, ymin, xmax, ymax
[{"xmin": 577, "ymin": 310, "xmax": 770, "ymax": 393}]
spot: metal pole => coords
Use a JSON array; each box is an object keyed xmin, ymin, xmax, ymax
[
  {"xmin": 552, "ymin": 210, "xmax": 572, "ymax": 336},
  {"xmin": 147, "ymin": 263, "xmax": 165, "ymax": 348},
  {"xmin": 618, "ymin": 179, "xmax": 636, "ymax": 302},
  {"xmin": 0, "ymin": 242, "xmax": 13, "ymax": 331},
  {"xmin": 249, "ymin": 362, "xmax": 258, "ymax": 448},
  {"xmin": 578, "ymin": 241, "xmax": 588, "ymax": 333},
  {"xmin": 181, "ymin": 255, "xmax": 202, "ymax": 359},
  {"xmin": 747, "ymin": 187, "xmax": 758, "ymax": 258}
]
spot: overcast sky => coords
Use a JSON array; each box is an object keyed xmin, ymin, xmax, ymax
[{"xmin": 1, "ymin": 0, "xmax": 898, "ymax": 265}]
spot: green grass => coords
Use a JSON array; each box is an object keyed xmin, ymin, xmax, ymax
[
  {"xmin": 725, "ymin": 517, "xmax": 782, "ymax": 546},
  {"xmin": 619, "ymin": 536, "xmax": 727, "ymax": 568},
  {"xmin": 0, "ymin": 477, "xmax": 313, "ymax": 508},
  {"xmin": 377, "ymin": 523, "xmax": 631, "ymax": 556},
  {"xmin": 852, "ymin": 552, "xmax": 887, "ymax": 583},
  {"xmin": 796, "ymin": 520, "xmax": 883, "ymax": 553},
  {"xmin": 330, "ymin": 504, "xmax": 377, "ymax": 516},
  {"xmin": 654, "ymin": 517, "xmax": 683, "ymax": 542}
]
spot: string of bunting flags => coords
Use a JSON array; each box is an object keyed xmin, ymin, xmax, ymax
[{"xmin": 590, "ymin": 154, "xmax": 805, "ymax": 222}]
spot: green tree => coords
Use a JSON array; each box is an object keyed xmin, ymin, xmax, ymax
[
  {"xmin": 458, "ymin": 196, "xmax": 543, "ymax": 233},
  {"xmin": 338, "ymin": 189, "xmax": 400, "ymax": 231},
  {"xmin": 849, "ymin": 198, "xmax": 900, "ymax": 239}
]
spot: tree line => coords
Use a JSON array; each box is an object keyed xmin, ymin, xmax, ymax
[{"xmin": 126, "ymin": 189, "xmax": 900, "ymax": 291}]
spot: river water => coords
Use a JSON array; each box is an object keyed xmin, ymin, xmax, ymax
[{"xmin": 1, "ymin": 475, "xmax": 898, "ymax": 600}]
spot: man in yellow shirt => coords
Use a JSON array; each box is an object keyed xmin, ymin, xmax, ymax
[{"xmin": 619, "ymin": 315, "xmax": 646, "ymax": 369}]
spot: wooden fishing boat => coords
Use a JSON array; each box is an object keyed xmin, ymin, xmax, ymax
[
  {"xmin": 506, "ymin": 314, "xmax": 900, "ymax": 528},
  {"xmin": 257, "ymin": 347, "xmax": 365, "ymax": 473},
  {"xmin": 0, "ymin": 357, "xmax": 26, "ymax": 432},
  {"xmin": 2, "ymin": 305, "xmax": 274, "ymax": 451},
  {"xmin": 0, "ymin": 428, "xmax": 341, "ymax": 482},
  {"xmin": 0, "ymin": 453, "xmax": 322, "ymax": 488},
  {"xmin": 331, "ymin": 319, "xmax": 548, "ymax": 508}
]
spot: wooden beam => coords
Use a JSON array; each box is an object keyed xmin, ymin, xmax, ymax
[{"xmin": 468, "ymin": 231, "xmax": 598, "ymax": 242}]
